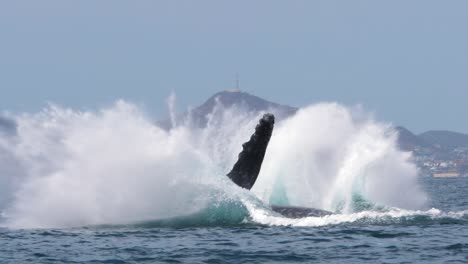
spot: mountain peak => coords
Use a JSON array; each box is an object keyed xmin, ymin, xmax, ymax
[
  {"xmin": 193, "ymin": 90, "xmax": 297, "ymax": 121},
  {"xmin": 159, "ymin": 91, "xmax": 298, "ymax": 129},
  {"xmin": 395, "ymin": 126, "xmax": 431, "ymax": 151}
]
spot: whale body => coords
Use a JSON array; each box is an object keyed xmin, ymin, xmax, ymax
[{"xmin": 227, "ymin": 113, "xmax": 332, "ymax": 218}]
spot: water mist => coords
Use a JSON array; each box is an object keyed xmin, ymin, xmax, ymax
[{"xmin": 0, "ymin": 99, "xmax": 428, "ymax": 228}]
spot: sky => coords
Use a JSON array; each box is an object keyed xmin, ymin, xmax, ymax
[{"xmin": 0, "ymin": 1, "xmax": 467, "ymax": 133}]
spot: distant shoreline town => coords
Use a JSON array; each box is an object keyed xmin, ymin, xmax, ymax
[
  {"xmin": 396, "ymin": 127, "xmax": 468, "ymax": 178},
  {"xmin": 413, "ymin": 147, "xmax": 468, "ymax": 178}
]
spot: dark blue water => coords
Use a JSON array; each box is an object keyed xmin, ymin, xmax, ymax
[{"xmin": 1, "ymin": 177, "xmax": 467, "ymax": 264}]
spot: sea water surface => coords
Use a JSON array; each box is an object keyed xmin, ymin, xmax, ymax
[
  {"xmin": 0, "ymin": 102, "xmax": 467, "ymax": 263},
  {"xmin": 1, "ymin": 177, "xmax": 467, "ymax": 263}
]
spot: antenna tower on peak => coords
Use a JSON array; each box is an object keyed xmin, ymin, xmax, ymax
[{"xmin": 235, "ymin": 73, "xmax": 240, "ymax": 91}]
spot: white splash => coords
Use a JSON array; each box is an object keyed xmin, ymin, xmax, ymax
[
  {"xmin": 0, "ymin": 99, "xmax": 428, "ymax": 228},
  {"xmin": 247, "ymin": 205, "xmax": 461, "ymax": 227},
  {"xmin": 166, "ymin": 91, "xmax": 178, "ymax": 128},
  {"xmin": 254, "ymin": 103, "xmax": 427, "ymax": 212}
]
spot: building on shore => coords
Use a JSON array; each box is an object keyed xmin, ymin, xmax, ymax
[{"xmin": 432, "ymin": 172, "xmax": 460, "ymax": 178}]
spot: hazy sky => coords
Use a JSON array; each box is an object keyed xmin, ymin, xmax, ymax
[{"xmin": 1, "ymin": 1, "xmax": 467, "ymax": 133}]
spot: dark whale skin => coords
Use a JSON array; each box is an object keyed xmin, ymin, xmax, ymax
[{"xmin": 227, "ymin": 113, "xmax": 275, "ymax": 190}]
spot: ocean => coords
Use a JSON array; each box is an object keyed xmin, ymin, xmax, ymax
[
  {"xmin": 0, "ymin": 102, "xmax": 467, "ymax": 263},
  {"xmin": 0, "ymin": 177, "xmax": 466, "ymax": 263}
]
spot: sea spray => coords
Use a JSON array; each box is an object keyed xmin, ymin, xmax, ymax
[
  {"xmin": 254, "ymin": 103, "xmax": 427, "ymax": 213},
  {"xmin": 166, "ymin": 91, "xmax": 178, "ymax": 128},
  {"xmin": 0, "ymin": 101, "xmax": 264, "ymax": 228},
  {"xmin": 0, "ymin": 100, "xmax": 427, "ymax": 228}
]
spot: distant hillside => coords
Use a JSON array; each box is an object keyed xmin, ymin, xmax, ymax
[
  {"xmin": 419, "ymin": 130, "xmax": 468, "ymax": 149},
  {"xmin": 395, "ymin": 126, "xmax": 468, "ymax": 151},
  {"xmin": 395, "ymin": 126, "xmax": 432, "ymax": 151},
  {"xmin": 161, "ymin": 91, "xmax": 298, "ymax": 128}
]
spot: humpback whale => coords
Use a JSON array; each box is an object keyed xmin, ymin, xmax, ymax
[
  {"xmin": 227, "ymin": 113, "xmax": 332, "ymax": 218},
  {"xmin": 227, "ymin": 113, "xmax": 275, "ymax": 190}
]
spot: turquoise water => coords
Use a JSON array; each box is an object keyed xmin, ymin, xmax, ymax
[{"xmin": 1, "ymin": 177, "xmax": 467, "ymax": 264}]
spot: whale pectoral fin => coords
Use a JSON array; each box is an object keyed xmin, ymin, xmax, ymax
[{"xmin": 227, "ymin": 113, "xmax": 275, "ymax": 190}]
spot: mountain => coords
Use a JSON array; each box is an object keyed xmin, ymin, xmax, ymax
[
  {"xmin": 395, "ymin": 126, "xmax": 432, "ymax": 151},
  {"xmin": 419, "ymin": 130, "xmax": 468, "ymax": 149},
  {"xmin": 394, "ymin": 125, "xmax": 468, "ymax": 151},
  {"xmin": 161, "ymin": 90, "xmax": 298, "ymax": 128},
  {"xmin": 193, "ymin": 91, "xmax": 297, "ymax": 117},
  {"xmin": 395, "ymin": 127, "xmax": 468, "ymax": 152}
]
